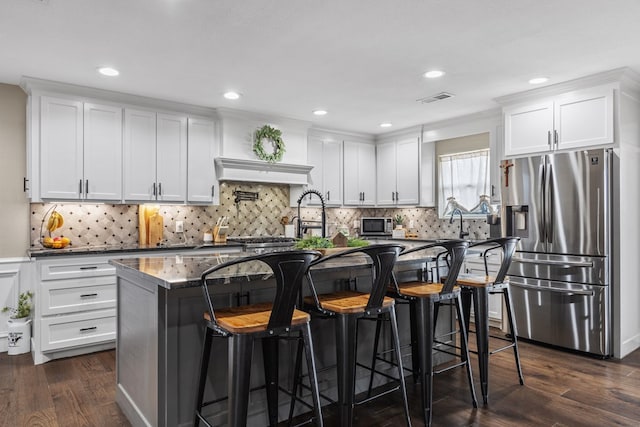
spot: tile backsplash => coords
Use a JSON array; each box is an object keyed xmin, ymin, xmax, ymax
[{"xmin": 30, "ymin": 181, "xmax": 489, "ymax": 247}]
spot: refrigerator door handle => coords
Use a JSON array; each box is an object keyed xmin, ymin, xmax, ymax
[
  {"xmin": 539, "ymin": 158, "xmax": 546, "ymax": 244},
  {"xmin": 510, "ymin": 282, "xmax": 595, "ymax": 297},
  {"xmin": 547, "ymin": 161, "xmax": 554, "ymax": 244},
  {"xmin": 511, "ymin": 257, "xmax": 594, "ymax": 268}
]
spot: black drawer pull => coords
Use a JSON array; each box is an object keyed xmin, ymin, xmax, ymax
[
  {"xmin": 80, "ymin": 326, "xmax": 97, "ymax": 332},
  {"xmin": 79, "ymin": 266, "xmax": 99, "ymax": 270},
  {"xmin": 80, "ymin": 293, "xmax": 98, "ymax": 298}
]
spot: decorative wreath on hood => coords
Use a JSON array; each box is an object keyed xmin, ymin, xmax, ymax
[{"xmin": 253, "ymin": 125, "xmax": 285, "ymax": 163}]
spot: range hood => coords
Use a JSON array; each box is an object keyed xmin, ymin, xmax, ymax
[{"xmin": 215, "ymin": 157, "xmax": 313, "ymax": 185}]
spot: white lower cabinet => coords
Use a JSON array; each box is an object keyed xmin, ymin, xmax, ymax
[{"xmin": 33, "ymin": 256, "xmax": 116, "ymax": 364}]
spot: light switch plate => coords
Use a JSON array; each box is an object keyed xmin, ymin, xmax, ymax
[{"xmin": 175, "ymin": 221, "xmax": 184, "ymax": 233}]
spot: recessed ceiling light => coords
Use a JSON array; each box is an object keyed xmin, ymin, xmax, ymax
[
  {"xmin": 380, "ymin": 123, "xmax": 393, "ymax": 128},
  {"xmin": 529, "ymin": 77, "xmax": 549, "ymax": 84},
  {"xmin": 223, "ymin": 91, "xmax": 241, "ymax": 100},
  {"xmin": 423, "ymin": 70, "xmax": 445, "ymax": 79},
  {"xmin": 97, "ymin": 67, "xmax": 119, "ymax": 77},
  {"xmin": 313, "ymin": 109, "xmax": 327, "ymax": 116}
]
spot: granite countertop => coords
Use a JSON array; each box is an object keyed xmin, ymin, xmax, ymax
[
  {"xmin": 27, "ymin": 241, "xmax": 244, "ymax": 258},
  {"xmin": 110, "ymin": 244, "xmax": 444, "ymax": 290}
]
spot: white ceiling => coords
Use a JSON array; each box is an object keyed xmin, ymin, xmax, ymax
[{"xmin": 2, "ymin": 0, "xmax": 640, "ymax": 135}]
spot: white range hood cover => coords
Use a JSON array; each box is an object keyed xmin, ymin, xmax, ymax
[{"xmin": 215, "ymin": 157, "xmax": 313, "ymax": 185}]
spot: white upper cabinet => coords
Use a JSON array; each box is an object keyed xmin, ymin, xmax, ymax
[
  {"xmin": 124, "ymin": 109, "xmax": 187, "ymax": 202},
  {"xmin": 187, "ymin": 117, "xmax": 219, "ymax": 204},
  {"xmin": 83, "ymin": 103, "xmax": 123, "ymax": 200},
  {"xmin": 420, "ymin": 140, "xmax": 436, "ymax": 207},
  {"xmin": 504, "ymin": 85, "xmax": 613, "ymax": 157},
  {"xmin": 40, "ymin": 96, "xmax": 122, "ymax": 201},
  {"xmin": 376, "ymin": 137, "xmax": 419, "ymax": 205},
  {"xmin": 343, "ymin": 141, "xmax": 376, "ymax": 206},
  {"xmin": 307, "ymin": 138, "xmax": 342, "ymax": 206}
]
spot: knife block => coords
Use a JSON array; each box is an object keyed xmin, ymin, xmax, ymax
[{"xmin": 213, "ymin": 225, "xmax": 228, "ymax": 243}]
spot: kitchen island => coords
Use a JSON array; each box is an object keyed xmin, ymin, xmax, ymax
[{"xmin": 111, "ymin": 246, "xmax": 452, "ymax": 427}]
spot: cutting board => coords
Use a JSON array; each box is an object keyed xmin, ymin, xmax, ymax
[
  {"xmin": 139, "ymin": 205, "xmax": 163, "ymax": 245},
  {"xmin": 148, "ymin": 213, "xmax": 164, "ymax": 246}
]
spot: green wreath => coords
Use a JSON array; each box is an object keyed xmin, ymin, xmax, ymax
[{"xmin": 253, "ymin": 125, "xmax": 285, "ymax": 163}]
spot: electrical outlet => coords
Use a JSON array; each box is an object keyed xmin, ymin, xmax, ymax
[
  {"xmin": 175, "ymin": 221, "xmax": 184, "ymax": 233},
  {"xmin": 409, "ymin": 220, "xmax": 414, "ymax": 229},
  {"xmin": 353, "ymin": 220, "xmax": 359, "ymax": 229}
]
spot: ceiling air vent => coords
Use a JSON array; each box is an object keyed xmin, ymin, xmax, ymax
[{"xmin": 417, "ymin": 92, "xmax": 455, "ymax": 104}]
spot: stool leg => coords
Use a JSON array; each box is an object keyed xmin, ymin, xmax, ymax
[
  {"xmin": 287, "ymin": 334, "xmax": 305, "ymax": 424},
  {"xmin": 415, "ymin": 298, "xmax": 434, "ymax": 427},
  {"xmin": 367, "ymin": 313, "xmax": 384, "ymax": 398},
  {"xmin": 474, "ymin": 288, "xmax": 490, "ymax": 405},
  {"xmin": 389, "ymin": 305, "xmax": 412, "ymax": 427},
  {"xmin": 228, "ymin": 334, "xmax": 254, "ymax": 427},
  {"xmin": 455, "ymin": 295, "xmax": 478, "ymax": 408},
  {"xmin": 460, "ymin": 289, "xmax": 473, "ymax": 365},
  {"xmin": 503, "ymin": 286, "xmax": 525, "ymax": 385},
  {"xmin": 194, "ymin": 327, "xmax": 213, "ymax": 427},
  {"xmin": 262, "ymin": 336, "xmax": 279, "ymax": 426},
  {"xmin": 409, "ymin": 302, "xmax": 420, "ymax": 383},
  {"xmin": 335, "ymin": 313, "xmax": 358, "ymax": 427},
  {"xmin": 301, "ymin": 322, "xmax": 324, "ymax": 427}
]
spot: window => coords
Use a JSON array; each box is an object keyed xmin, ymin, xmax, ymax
[{"xmin": 436, "ymin": 132, "xmax": 493, "ymax": 218}]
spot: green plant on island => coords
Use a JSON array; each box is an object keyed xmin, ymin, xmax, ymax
[
  {"xmin": 2, "ymin": 291, "xmax": 34, "ymax": 319},
  {"xmin": 346, "ymin": 237, "xmax": 370, "ymax": 247},
  {"xmin": 294, "ymin": 236, "xmax": 334, "ymax": 249},
  {"xmin": 394, "ymin": 214, "xmax": 404, "ymax": 226}
]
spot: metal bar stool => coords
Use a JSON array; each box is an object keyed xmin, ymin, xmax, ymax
[
  {"xmin": 193, "ymin": 251, "xmax": 324, "ymax": 427},
  {"xmin": 456, "ymin": 236, "xmax": 524, "ymax": 404},
  {"xmin": 375, "ymin": 240, "xmax": 477, "ymax": 427},
  {"xmin": 293, "ymin": 244, "xmax": 411, "ymax": 427}
]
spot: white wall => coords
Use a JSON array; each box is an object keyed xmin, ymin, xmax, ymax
[{"xmin": 614, "ymin": 84, "xmax": 640, "ymax": 358}]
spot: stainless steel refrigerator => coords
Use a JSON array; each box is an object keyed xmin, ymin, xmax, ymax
[{"xmin": 502, "ymin": 148, "xmax": 612, "ymax": 357}]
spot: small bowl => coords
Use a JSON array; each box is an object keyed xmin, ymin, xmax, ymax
[{"xmin": 42, "ymin": 238, "xmax": 71, "ymax": 249}]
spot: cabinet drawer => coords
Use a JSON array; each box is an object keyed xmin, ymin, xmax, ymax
[
  {"xmin": 40, "ymin": 259, "xmax": 115, "ymax": 281},
  {"xmin": 40, "ymin": 309, "xmax": 116, "ymax": 352},
  {"xmin": 41, "ymin": 276, "xmax": 116, "ymax": 315}
]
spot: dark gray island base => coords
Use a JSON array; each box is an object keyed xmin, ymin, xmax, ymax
[{"xmin": 111, "ymin": 248, "xmax": 453, "ymax": 427}]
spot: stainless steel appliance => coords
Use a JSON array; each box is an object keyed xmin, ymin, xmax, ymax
[
  {"xmin": 502, "ymin": 148, "xmax": 612, "ymax": 357},
  {"xmin": 360, "ymin": 217, "xmax": 393, "ymax": 236},
  {"xmin": 226, "ymin": 237, "xmax": 297, "ymax": 254}
]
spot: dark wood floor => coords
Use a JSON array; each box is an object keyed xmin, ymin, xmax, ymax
[{"xmin": 1, "ymin": 337, "xmax": 639, "ymax": 427}]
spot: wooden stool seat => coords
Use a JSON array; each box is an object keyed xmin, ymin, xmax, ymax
[
  {"xmin": 304, "ymin": 290, "xmax": 395, "ymax": 314},
  {"xmin": 395, "ymin": 281, "xmax": 460, "ymax": 297},
  {"xmin": 204, "ymin": 302, "xmax": 311, "ymax": 334}
]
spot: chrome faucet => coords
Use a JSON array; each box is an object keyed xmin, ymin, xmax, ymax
[
  {"xmin": 450, "ymin": 208, "xmax": 469, "ymax": 239},
  {"xmin": 296, "ymin": 189, "xmax": 326, "ymax": 238}
]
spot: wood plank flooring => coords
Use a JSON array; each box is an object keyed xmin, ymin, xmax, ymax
[{"xmin": 1, "ymin": 337, "xmax": 639, "ymax": 426}]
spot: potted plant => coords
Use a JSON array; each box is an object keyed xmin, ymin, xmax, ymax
[
  {"xmin": 394, "ymin": 214, "xmax": 405, "ymax": 229},
  {"xmin": 2, "ymin": 291, "xmax": 34, "ymax": 355}
]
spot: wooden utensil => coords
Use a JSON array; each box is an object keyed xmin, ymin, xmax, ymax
[{"xmin": 148, "ymin": 212, "xmax": 164, "ymax": 246}]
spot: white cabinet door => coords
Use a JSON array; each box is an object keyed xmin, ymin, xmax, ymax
[
  {"xmin": 504, "ymin": 101, "xmax": 554, "ymax": 157},
  {"xmin": 376, "ymin": 141, "xmax": 396, "ymax": 205},
  {"xmin": 395, "ymin": 138, "xmax": 419, "ymax": 205},
  {"xmin": 156, "ymin": 113, "xmax": 187, "ymax": 202},
  {"xmin": 343, "ymin": 141, "xmax": 361, "ymax": 205},
  {"xmin": 40, "ymin": 96, "xmax": 84, "ymax": 200},
  {"xmin": 187, "ymin": 118, "xmax": 218, "ymax": 204},
  {"xmin": 359, "ymin": 143, "xmax": 376, "ymax": 205},
  {"xmin": 83, "ymin": 103, "xmax": 122, "ymax": 201},
  {"xmin": 555, "ymin": 86, "xmax": 613, "ymax": 150},
  {"xmin": 323, "ymin": 140, "xmax": 342, "ymax": 206},
  {"xmin": 420, "ymin": 140, "xmax": 436, "ymax": 207},
  {"xmin": 124, "ymin": 109, "xmax": 157, "ymax": 201},
  {"xmin": 344, "ymin": 141, "xmax": 376, "ymax": 206}
]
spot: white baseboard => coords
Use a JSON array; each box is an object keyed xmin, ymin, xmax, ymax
[{"xmin": 620, "ymin": 333, "xmax": 640, "ymax": 359}]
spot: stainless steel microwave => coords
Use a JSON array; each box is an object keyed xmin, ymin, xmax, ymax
[{"xmin": 360, "ymin": 217, "xmax": 393, "ymax": 236}]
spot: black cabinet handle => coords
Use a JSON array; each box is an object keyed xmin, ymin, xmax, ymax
[
  {"xmin": 80, "ymin": 293, "xmax": 98, "ymax": 298},
  {"xmin": 80, "ymin": 326, "xmax": 97, "ymax": 332},
  {"xmin": 79, "ymin": 266, "xmax": 98, "ymax": 270},
  {"xmin": 85, "ymin": 180, "xmax": 89, "ymax": 195},
  {"xmin": 211, "ymin": 185, "xmax": 215, "ymax": 197},
  {"xmin": 23, "ymin": 177, "xmax": 29, "ymax": 192},
  {"xmin": 79, "ymin": 179, "xmax": 83, "ymax": 195},
  {"xmin": 158, "ymin": 182, "xmax": 162, "ymax": 196},
  {"xmin": 152, "ymin": 182, "xmax": 157, "ymax": 197}
]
